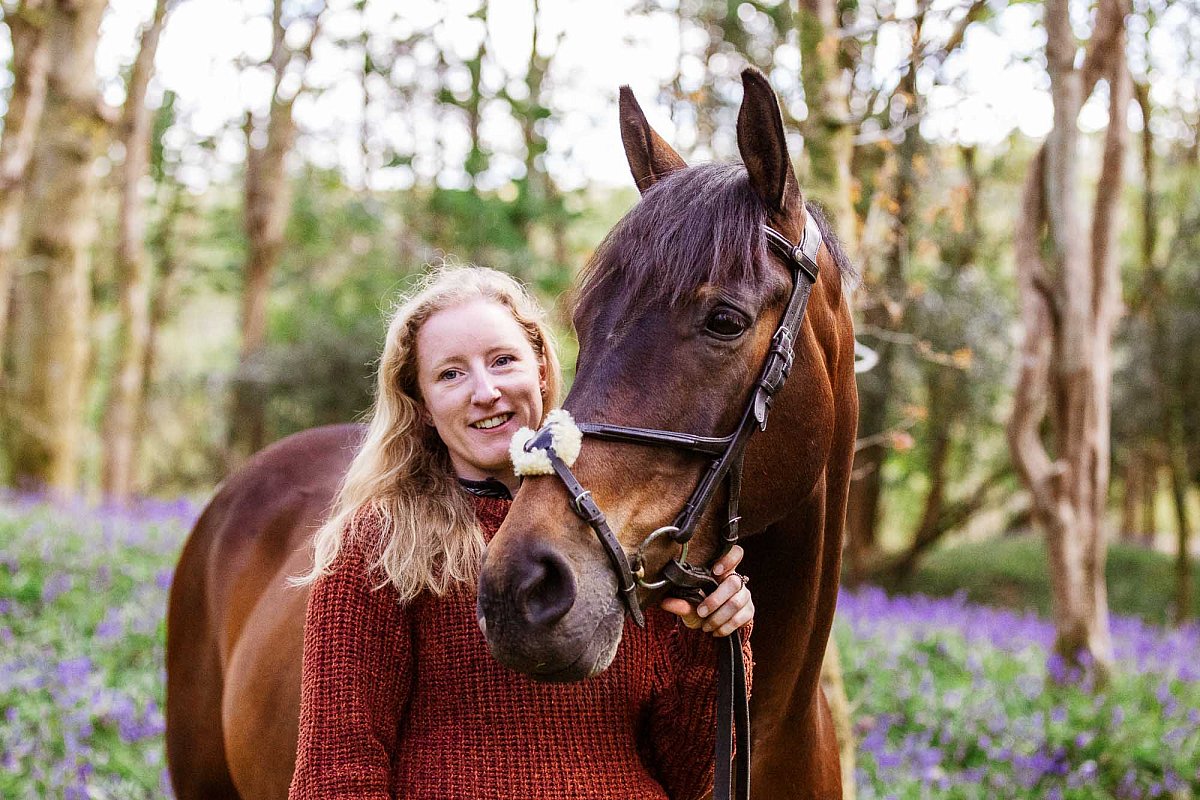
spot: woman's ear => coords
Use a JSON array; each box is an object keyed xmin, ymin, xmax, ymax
[{"xmin": 418, "ymin": 402, "xmax": 435, "ymax": 427}]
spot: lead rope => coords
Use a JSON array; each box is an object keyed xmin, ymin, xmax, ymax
[{"xmin": 658, "ymin": 563, "xmax": 750, "ymax": 800}]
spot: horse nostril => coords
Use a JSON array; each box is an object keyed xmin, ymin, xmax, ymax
[{"xmin": 515, "ymin": 547, "xmax": 577, "ymax": 628}]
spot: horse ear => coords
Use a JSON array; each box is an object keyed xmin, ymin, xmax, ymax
[
  {"xmin": 736, "ymin": 68, "xmax": 801, "ymax": 214},
  {"xmin": 619, "ymin": 86, "xmax": 687, "ymax": 194}
]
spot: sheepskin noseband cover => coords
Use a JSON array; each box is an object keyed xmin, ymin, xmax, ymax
[{"xmin": 509, "ymin": 409, "xmax": 582, "ymax": 476}]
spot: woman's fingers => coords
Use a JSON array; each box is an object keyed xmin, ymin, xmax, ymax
[
  {"xmin": 710, "ymin": 545, "xmax": 744, "ymax": 577},
  {"xmin": 696, "ymin": 570, "xmax": 746, "ymax": 618},
  {"xmin": 701, "ymin": 585, "xmax": 751, "ymax": 634},
  {"xmin": 660, "ymin": 597, "xmax": 703, "ymax": 628},
  {"xmin": 713, "ymin": 600, "xmax": 755, "ymax": 637},
  {"xmin": 659, "ymin": 548, "xmax": 754, "ymax": 636}
]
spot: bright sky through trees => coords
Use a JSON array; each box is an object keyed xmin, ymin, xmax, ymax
[{"xmin": 5, "ymin": 0, "xmax": 1195, "ymax": 192}]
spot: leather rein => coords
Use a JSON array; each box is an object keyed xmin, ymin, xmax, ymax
[{"xmin": 520, "ymin": 210, "xmax": 823, "ymax": 800}]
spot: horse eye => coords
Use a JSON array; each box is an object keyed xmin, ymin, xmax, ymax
[{"xmin": 704, "ymin": 308, "xmax": 748, "ymax": 339}]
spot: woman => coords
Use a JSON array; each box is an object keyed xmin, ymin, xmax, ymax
[{"xmin": 290, "ymin": 266, "xmax": 754, "ymax": 800}]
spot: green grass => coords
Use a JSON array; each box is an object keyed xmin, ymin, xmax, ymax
[{"xmin": 903, "ymin": 534, "xmax": 1200, "ymax": 624}]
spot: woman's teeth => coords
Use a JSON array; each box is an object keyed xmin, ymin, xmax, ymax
[{"xmin": 472, "ymin": 413, "xmax": 513, "ymax": 430}]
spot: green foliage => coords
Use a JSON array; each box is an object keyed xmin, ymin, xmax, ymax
[
  {"xmin": 234, "ymin": 166, "xmax": 586, "ymax": 445},
  {"xmin": 903, "ymin": 533, "xmax": 1200, "ymax": 624}
]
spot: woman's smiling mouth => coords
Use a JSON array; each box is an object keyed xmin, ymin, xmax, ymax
[{"xmin": 471, "ymin": 413, "xmax": 515, "ymax": 430}]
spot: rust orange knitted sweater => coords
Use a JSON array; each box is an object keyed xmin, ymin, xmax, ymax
[{"xmin": 289, "ymin": 494, "xmax": 753, "ymax": 800}]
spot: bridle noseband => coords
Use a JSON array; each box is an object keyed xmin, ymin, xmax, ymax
[{"xmin": 515, "ymin": 211, "xmax": 822, "ymax": 800}]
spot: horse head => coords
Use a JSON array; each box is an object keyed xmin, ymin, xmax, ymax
[{"xmin": 478, "ymin": 68, "xmax": 857, "ymax": 685}]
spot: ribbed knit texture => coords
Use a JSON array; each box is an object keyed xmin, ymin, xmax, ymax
[{"xmin": 290, "ymin": 494, "xmax": 753, "ymax": 800}]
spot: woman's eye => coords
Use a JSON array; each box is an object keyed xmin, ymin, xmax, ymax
[
  {"xmin": 494, "ymin": 355, "xmax": 515, "ymax": 367},
  {"xmin": 704, "ymin": 309, "xmax": 748, "ymax": 339},
  {"xmin": 439, "ymin": 369, "xmax": 461, "ymax": 381}
]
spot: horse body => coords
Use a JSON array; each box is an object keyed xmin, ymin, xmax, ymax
[{"xmin": 166, "ymin": 424, "xmax": 361, "ymax": 799}]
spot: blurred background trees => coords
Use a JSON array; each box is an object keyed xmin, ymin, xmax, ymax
[{"xmin": 0, "ymin": 0, "xmax": 1197, "ymax": 666}]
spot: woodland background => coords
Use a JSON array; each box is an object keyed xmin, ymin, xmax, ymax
[{"xmin": 1, "ymin": 0, "xmax": 1199, "ymax": 795}]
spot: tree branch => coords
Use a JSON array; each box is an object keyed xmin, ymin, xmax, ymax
[
  {"xmin": 1080, "ymin": 0, "xmax": 1131, "ymax": 102},
  {"xmin": 1008, "ymin": 145, "xmax": 1062, "ymax": 515}
]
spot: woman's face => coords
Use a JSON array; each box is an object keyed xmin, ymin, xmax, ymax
[{"xmin": 416, "ymin": 298, "xmax": 546, "ymax": 490}]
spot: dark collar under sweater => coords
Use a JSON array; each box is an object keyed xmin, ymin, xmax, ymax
[{"xmin": 457, "ymin": 477, "xmax": 513, "ymax": 501}]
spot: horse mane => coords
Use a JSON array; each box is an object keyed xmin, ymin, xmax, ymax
[{"xmin": 575, "ymin": 163, "xmax": 856, "ymax": 319}]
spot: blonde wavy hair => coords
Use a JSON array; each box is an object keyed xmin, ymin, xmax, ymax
[{"xmin": 294, "ymin": 266, "xmax": 563, "ymax": 601}]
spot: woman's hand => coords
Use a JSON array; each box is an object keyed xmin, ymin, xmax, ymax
[{"xmin": 660, "ymin": 545, "xmax": 754, "ymax": 637}]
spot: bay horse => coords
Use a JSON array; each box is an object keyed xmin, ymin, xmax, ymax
[
  {"xmin": 164, "ymin": 68, "xmax": 856, "ymax": 800},
  {"xmin": 477, "ymin": 70, "xmax": 857, "ymax": 799}
]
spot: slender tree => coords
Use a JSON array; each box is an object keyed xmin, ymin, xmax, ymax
[
  {"xmin": 99, "ymin": 0, "xmax": 173, "ymax": 500},
  {"xmin": 797, "ymin": 0, "xmax": 855, "ymax": 242},
  {"xmin": 228, "ymin": 0, "xmax": 326, "ymax": 465},
  {"xmin": 134, "ymin": 95, "xmax": 190, "ymax": 486},
  {"xmin": 1008, "ymin": 0, "xmax": 1130, "ymax": 678},
  {"xmin": 5, "ymin": 0, "xmax": 110, "ymax": 491},
  {"xmin": 842, "ymin": 0, "xmax": 988, "ymax": 581},
  {"xmin": 1133, "ymin": 82, "xmax": 1193, "ymax": 622},
  {"xmin": 845, "ymin": 10, "xmax": 926, "ymax": 583},
  {"xmin": 796, "ymin": 3, "xmax": 861, "ymax": 792},
  {"xmin": 0, "ymin": 0, "xmax": 50, "ymax": 362}
]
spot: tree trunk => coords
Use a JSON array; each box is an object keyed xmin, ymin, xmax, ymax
[
  {"xmin": 134, "ymin": 177, "xmax": 186, "ymax": 481},
  {"xmin": 229, "ymin": 101, "xmax": 294, "ymax": 464},
  {"xmin": 1140, "ymin": 450, "xmax": 1158, "ymax": 545},
  {"xmin": 99, "ymin": 0, "xmax": 170, "ymax": 501},
  {"xmin": 1119, "ymin": 455, "xmax": 1141, "ymax": 541},
  {"xmin": 228, "ymin": 0, "xmax": 323, "ymax": 466},
  {"xmin": 510, "ymin": 0, "xmax": 566, "ymax": 273},
  {"xmin": 844, "ymin": 435, "xmax": 884, "ymax": 582},
  {"xmin": 5, "ymin": 0, "xmax": 109, "ymax": 491},
  {"xmin": 797, "ymin": 0, "xmax": 855, "ymax": 242},
  {"xmin": 845, "ymin": 13, "xmax": 924, "ymax": 583},
  {"xmin": 880, "ymin": 142, "xmax": 990, "ymax": 584},
  {"xmin": 894, "ymin": 368, "xmax": 951, "ymax": 569},
  {"xmin": 1134, "ymin": 81, "xmax": 1193, "ymax": 621},
  {"xmin": 1007, "ymin": 0, "xmax": 1128, "ymax": 681},
  {"xmin": 0, "ymin": 0, "xmax": 50, "ymax": 365},
  {"xmin": 795, "ymin": 4, "xmax": 860, "ymax": 793}
]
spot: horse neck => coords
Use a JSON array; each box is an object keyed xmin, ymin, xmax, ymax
[
  {"xmin": 737, "ymin": 278, "xmax": 857, "ymax": 714},
  {"xmin": 739, "ymin": 481, "xmax": 841, "ymax": 712}
]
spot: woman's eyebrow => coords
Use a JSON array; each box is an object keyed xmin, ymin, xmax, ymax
[{"xmin": 428, "ymin": 354, "xmax": 467, "ymax": 372}]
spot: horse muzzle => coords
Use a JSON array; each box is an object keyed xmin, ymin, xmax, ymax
[{"xmin": 477, "ymin": 519, "xmax": 626, "ymax": 682}]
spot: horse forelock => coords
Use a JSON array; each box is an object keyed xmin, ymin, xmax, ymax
[
  {"xmin": 574, "ymin": 163, "xmax": 856, "ymax": 324},
  {"xmin": 575, "ymin": 163, "xmax": 768, "ymax": 321}
]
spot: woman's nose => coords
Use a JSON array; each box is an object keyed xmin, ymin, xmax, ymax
[{"xmin": 471, "ymin": 373, "xmax": 502, "ymax": 404}]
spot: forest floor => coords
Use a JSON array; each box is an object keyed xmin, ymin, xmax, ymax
[
  {"xmin": 901, "ymin": 533, "xmax": 1200, "ymax": 625},
  {"xmin": 1, "ymin": 492, "xmax": 1197, "ymax": 799}
]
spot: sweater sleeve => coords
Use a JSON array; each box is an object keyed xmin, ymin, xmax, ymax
[
  {"xmin": 289, "ymin": 528, "xmax": 413, "ymax": 800},
  {"xmin": 645, "ymin": 618, "xmax": 754, "ymax": 800}
]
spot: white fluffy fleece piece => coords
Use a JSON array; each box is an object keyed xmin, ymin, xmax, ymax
[{"xmin": 509, "ymin": 409, "xmax": 583, "ymax": 476}]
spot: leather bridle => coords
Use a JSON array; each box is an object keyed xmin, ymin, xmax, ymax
[{"xmin": 519, "ymin": 210, "xmax": 823, "ymax": 800}]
